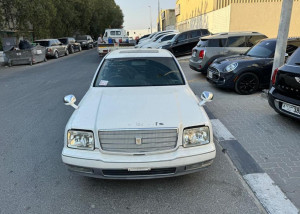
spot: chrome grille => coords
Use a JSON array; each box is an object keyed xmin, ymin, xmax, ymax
[
  {"xmin": 99, "ymin": 129, "xmax": 178, "ymax": 153},
  {"xmin": 207, "ymin": 67, "xmax": 220, "ymax": 80}
]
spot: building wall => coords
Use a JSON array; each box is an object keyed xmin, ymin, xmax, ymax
[
  {"xmin": 229, "ymin": 1, "xmax": 300, "ymax": 38},
  {"xmin": 176, "ymin": 5, "xmax": 231, "ymax": 33},
  {"xmin": 175, "ymin": 0, "xmax": 217, "ymax": 23},
  {"xmin": 158, "ymin": 9, "xmax": 176, "ymax": 31}
]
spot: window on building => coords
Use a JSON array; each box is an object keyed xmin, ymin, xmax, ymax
[
  {"xmin": 227, "ymin": 36, "xmax": 246, "ymax": 47},
  {"xmin": 206, "ymin": 39, "xmax": 227, "ymax": 47}
]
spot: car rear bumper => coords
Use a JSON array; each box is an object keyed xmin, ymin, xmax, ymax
[
  {"xmin": 62, "ymin": 144, "xmax": 216, "ymax": 179},
  {"xmin": 268, "ymin": 87, "xmax": 300, "ymax": 120}
]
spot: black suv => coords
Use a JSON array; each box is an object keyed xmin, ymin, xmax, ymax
[
  {"xmin": 268, "ymin": 47, "xmax": 300, "ymax": 119},
  {"xmin": 75, "ymin": 35, "xmax": 94, "ymax": 49},
  {"xmin": 160, "ymin": 29, "xmax": 210, "ymax": 57},
  {"xmin": 58, "ymin": 37, "xmax": 81, "ymax": 54}
]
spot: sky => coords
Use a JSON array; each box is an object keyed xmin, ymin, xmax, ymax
[{"xmin": 114, "ymin": 0, "xmax": 177, "ymax": 30}]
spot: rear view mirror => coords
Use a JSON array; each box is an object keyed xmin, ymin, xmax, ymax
[{"xmin": 199, "ymin": 91, "xmax": 214, "ymax": 106}]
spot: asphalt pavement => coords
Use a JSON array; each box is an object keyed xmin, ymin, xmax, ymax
[{"xmin": 0, "ymin": 50, "xmax": 264, "ymax": 214}]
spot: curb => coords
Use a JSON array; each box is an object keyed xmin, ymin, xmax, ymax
[{"xmin": 204, "ymin": 106, "xmax": 299, "ymax": 214}]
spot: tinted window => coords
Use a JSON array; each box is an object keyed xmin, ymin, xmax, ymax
[
  {"xmin": 116, "ymin": 31, "xmax": 121, "ymax": 35},
  {"xmin": 35, "ymin": 41, "xmax": 50, "ymax": 47},
  {"xmin": 227, "ymin": 36, "xmax": 246, "ymax": 47},
  {"xmin": 246, "ymin": 35, "xmax": 267, "ymax": 47},
  {"xmin": 286, "ymin": 43, "xmax": 300, "ymax": 56},
  {"xmin": 59, "ymin": 39, "xmax": 67, "ymax": 44},
  {"xmin": 154, "ymin": 34, "xmax": 165, "ymax": 41},
  {"xmin": 161, "ymin": 35, "xmax": 175, "ymax": 42},
  {"xmin": 287, "ymin": 48, "xmax": 300, "ymax": 66},
  {"xmin": 110, "ymin": 31, "xmax": 116, "ymax": 36},
  {"xmin": 246, "ymin": 40, "xmax": 276, "ymax": 58},
  {"xmin": 191, "ymin": 30, "xmax": 200, "ymax": 38},
  {"xmin": 206, "ymin": 39, "xmax": 227, "ymax": 47},
  {"xmin": 197, "ymin": 39, "xmax": 208, "ymax": 47},
  {"xmin": 177, "ymin": 33, "xmax": 187, "ymax": 42},
  {"xmin": 94, "ymin": 58, "xmax": 184, "ymax": 87}
]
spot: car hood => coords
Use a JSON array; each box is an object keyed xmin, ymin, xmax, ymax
[
  {"xmin": 68, "ymin": 86, "xmax": 210, "ymax": 131},
  {"xmin": 213, "ymin": 55, "xmax": 265, "ymax": 65}
]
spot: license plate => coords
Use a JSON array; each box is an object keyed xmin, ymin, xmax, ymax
[
  {"xmin": 192, "ymin": 51, "xmax": 196, "ymax": 57},
  {"xmin": 282, "ymin": 102, "xmax": 300, "ymax": 116},
  {"xmin": 128, "ymin": 168, "xmax": 151, "ymax": 172},
  {"xmin": 208, "ymin": 70, "xmax": 213, "ymax": 79}
]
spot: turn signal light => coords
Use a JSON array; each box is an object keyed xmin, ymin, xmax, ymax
[
  {"xmin": 272, "ymin": 68, "xmax": 279, "ymax": 85},
  {"xmin": 199, "ymin": 50, "xmax": 205, "ymax": 59}
]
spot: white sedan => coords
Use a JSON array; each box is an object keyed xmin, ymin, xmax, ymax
[{"xmin": 62, "ymin": 49, "xmax": 216, "ymax": 179}]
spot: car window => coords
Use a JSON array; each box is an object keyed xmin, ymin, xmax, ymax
[
  {"xmin": 246, "ymin": 35, "xmax": 267, "ymax": 47},
  {"xmin": 287, "ymin": 48, "xmax": 300, "ymax": 66},
  {"xmin": 246, "ymin": 40, "xmax": 276, "ymax": 58},
  {"xmin": 161, "ymin": 35, "xmax": 175, "ymax": 42},
  {"xmin": 110, "ymin": 31, "xmax": 116, "ymax": 36},
  {"xmin": 177, "ymin": 33, "xmax": 187, "ymax": 42},
  {"xmin": 191, "ymin": 31, "xmax": 198, "ymax": 38},
  {"xmin": 35, "ymin": 41, "xmax": 50, "ymax": 47},
  {"xmin": 94, "ymin": 57, "xmax": 185, "ymax": 87},
  {"xmin": 59, "ymin": 39, "xmax": 67, "ymax": 44},
  {"xmin": 116, "ymin": 31, "xmax": 121, "ymax": 36},
  {"xmin": 227, "ymin": 36, "xmax": 246, "ymax": 47},
  {"xmin": 205, "ymin": 39, "xmax": 227, "ymax": 47}
]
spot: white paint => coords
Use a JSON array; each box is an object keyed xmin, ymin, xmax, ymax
[
  {"xmin": 210, "ymin": 119, "xmax": 236, "ymax": 141},
  {"xmin": 244, "ymin": 173, "xmax": 299, "ymax": 214}
]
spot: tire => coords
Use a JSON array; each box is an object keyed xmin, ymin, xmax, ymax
[
  {"xmin": 70, "ymin": 46, "xmax": 74, "ymax": 54},
  {"xmin": 54, "ymin": 51, "xmax": 59, "ymax": 59},
  {"xmin": 65, "ymin": 49, "xmax": 69, "ymax": 56},
  {"xmin": 235, "ymin": 72, "xmax": 259, "ymax": 95}
]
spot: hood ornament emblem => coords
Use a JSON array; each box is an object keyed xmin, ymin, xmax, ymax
[
  {"xmin": 295, "ymin": 77, "xmax": 300, "ymax": 84},
  {"xmin": 135, "ymin": 137, "xmax": 142, "ymax": 145}
]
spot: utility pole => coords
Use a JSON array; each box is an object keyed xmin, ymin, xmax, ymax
[
  {"xmin": 271, "ymin": 0, "xmax": 294, "ymax": 79},
  {"xmin": 148, "ymin": 6, "xmax": 152, "ymax": 34},
  {"xmin": 158, "ymin": 0, "xmax": 161, "ymax": 32}
]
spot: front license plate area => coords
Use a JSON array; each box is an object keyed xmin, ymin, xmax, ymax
[
  {"xmin": 282, "ymin": 102, "xmax": 300, "ymax": 116},
  {"xmin": 208, "ymin": 70, "xmax": 213, "ymax": 79},
  {"xmin": 128, "ymin": 168, "xmax": 151, "ymax": 172}
]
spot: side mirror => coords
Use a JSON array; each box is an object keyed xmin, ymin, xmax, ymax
[
  {"xmin": 199, "ymin": 91, "xmax": 214, "ymax": 106},
  {"xmin": 64, "ymin": 95, "xmax": 78, "ymax": 109},
  {"xmin": 285, "ymin": 53, "xmax": 289, "ymax": 57}
]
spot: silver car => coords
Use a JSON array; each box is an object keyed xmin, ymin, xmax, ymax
[
  {"xmin": 189, "ymin": 32, "xmax": 267, "ymax": 73},
  {"xmin": 35, "ymin": 39, "xmax": 69, "ymax": 59}
]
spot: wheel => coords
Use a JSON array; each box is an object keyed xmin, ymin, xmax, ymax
[
  {"xmin": 65, "ymin": 49, "xmax": 69, "ymax": 56},
  {"xmin": 235, "ymin": 72, "xmax": 259, "ymax": 95},
  {"xmin": 70, "ymin": 46, "xmax": 74, "ymax": 54},
  {"xmin": 54, "ymin": 51, "xmax": 59, "ymax": 59}
]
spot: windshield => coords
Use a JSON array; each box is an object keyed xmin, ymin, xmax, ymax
[
  {"xmin": 58, "ymin": 39, "xmax": 67, "ymax": 44},
  {"xmin": 76, "ymin": 36, "xmax": 87, "ymax": 40},
  {"xmin": 246, "ymin": 40, "xmax": 276, "ymax": 58},
  {"xmin": 94, "ymin": 57, "xmax": 185, "ymax": 87},
  {"xmin": 35, "ymin": 41, "xmax": 50, "ymax": 47}
]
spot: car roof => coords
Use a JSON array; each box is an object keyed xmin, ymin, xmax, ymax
[
  {"xmin": 106, "ymin": 49, "xmax": 173, "ymax": 59},
  {"xmin": 201, "ymin": 31, "xmax": 265, "ymax": 39},
  {"xmin": 34, "ymin": 39, "xmax": 55, "ymax": 41}
]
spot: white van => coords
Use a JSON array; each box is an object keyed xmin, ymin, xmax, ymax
[{"xmin": 103, "ymin": 28, "xmax": 128, "ymax": 43}]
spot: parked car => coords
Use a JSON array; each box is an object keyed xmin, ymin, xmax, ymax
[
  {"xmin": 189, "ymin": 32, "xmax": 267, "ymax": 73},
  {"xmin": 35, "ymin": 39, "xmax": 68, "ymax": 59},
  {"xmin": 136, "ymin": 34, "xmax": 150, "ymax": 44},
  {"xmin": 58, "ymin": 37, "xmax": 82, "ymax": 54},
  {"xmin": 75, "ymin": 35, "xmax": 94, "ymax": 49},
  {"xmin": 62, "ymin": 49, "xmax": 216, "ymax": 179},
  {"xmin": 206, "ymin": 38, "xmax": 300, "ymax": 95},
  {"xmin": 143, "ymin": 33, "xmax": 178, "ymax": 49},
  {"xmin": 137, "ymin": 30, "xmax": 179, "ymax": 47},
  {"xmin": 268, "ymin": 47, "xmax": 300, "ymax": 119},
  {"xmin": 139, "ymin": 32, "xmax": 175, "ymax": 48},
  {"xmin": 160, "ymin": 29, "xmax": 211, "ymax": 57}
]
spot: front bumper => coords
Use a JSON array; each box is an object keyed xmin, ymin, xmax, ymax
[
  {"xmin": 62, "ymin": 144, "xmax": 216, "ymax": 179},
  {"xmin": 268, "ymin": 87, "xmax": 300, "ymax": 120},
  {"xmin": 206, "ymin": 66, "xmax": 236, "ymax": 89}
]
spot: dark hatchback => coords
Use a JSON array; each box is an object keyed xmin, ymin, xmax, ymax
[
  {"xmin": 207, "ymin": 38, "xmax": 300, "ymax": 94},
  {"xmin": 268, "ymin": 47, "xmax": 300, "ymax": 119},
  {"xmin": 58, "ymin": 37, "xmax": 81, "ymax": 54},
  {"xmin": 160, "ymin": 29, "xmax": 210, "ymax": 57}
]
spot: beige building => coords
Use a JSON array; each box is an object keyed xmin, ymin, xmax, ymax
[
  {"xmin": 175, "ymin": 0, "xmax": 300, "ymax": 38},
  {"xmin": 157, "ymin": 9, "xmax": 176, "ymax": 31}
]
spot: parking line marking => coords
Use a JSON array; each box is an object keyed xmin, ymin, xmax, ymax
[{"xmin": 211, "ymin": 119, "xmax": 236, "ymax": 141}]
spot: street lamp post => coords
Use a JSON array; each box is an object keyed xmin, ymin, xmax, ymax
[{"xmin": 148, "ymin": 6, "xmax": 152, "ymax": 34}]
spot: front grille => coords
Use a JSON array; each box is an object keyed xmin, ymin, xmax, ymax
[
  {"xmin": 207, "ymin": 67, "xmax": 220, "ymax": 80},
  {"xmin": 99, "ymin": 129, "xmax": 178, "ymax": 153},
  {"xmin": 102, "ymin": 168, "xmax": 176, "ymax": 177}
]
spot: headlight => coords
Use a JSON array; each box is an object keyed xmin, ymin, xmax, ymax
[
  {"xmin": 183, "ymin": 126, "xmax": 210, "ymax": 147},
  {"xmin": 67, "ymin": 130, "xmax": 94, "ymax": 150},
  {"xmin": 225, "ymin": 63, "xmax": 238, "ymax": 72}
]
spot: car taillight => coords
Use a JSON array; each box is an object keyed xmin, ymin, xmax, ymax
[
  {"xmin": 271, "ymin": 68, "xmax": 279, "ymax": 85},
  {"xmin": 199, "ymin": 50, "xmax": 205, "ymax": 59}
]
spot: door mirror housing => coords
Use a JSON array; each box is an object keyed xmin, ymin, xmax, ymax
[
  {"xmin": 199, "ymin": 91, "xmax": 214, "ymax": 106},
  {"xmin": 64, "ymin": 95, "xmax": 78, "ymax": 109},
  {"xmin": 285, "ymin": 53, "xmax": 289, "ymax": 57}
]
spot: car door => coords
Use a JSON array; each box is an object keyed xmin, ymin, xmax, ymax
[
  {"xmin": 172, "ymin": 32, "xmax": 188, "ymax": 56},
  {"xmin": 55, "ymin": 39, "xmax": 64, "ymax": 55}
]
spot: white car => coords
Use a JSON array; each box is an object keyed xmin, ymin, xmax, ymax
[
  {"xmin": 62, "ymin": 49, "xmax": 216, "ymax": 179},
  {"xmin": 143, "ymin": 33, "xmax": 177, "ymax": 49},
  {"xmin": 136, "ymin": 30, "xmax": 178, "ymax": 48}
]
